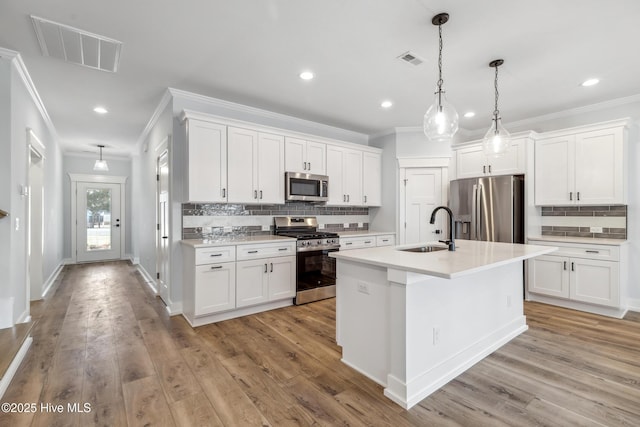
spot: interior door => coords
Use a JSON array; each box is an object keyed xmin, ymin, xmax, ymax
[
  {"xmin": 403, "ymin": 168, "xmax": 443, "ymax": 244},
  {"xmin": 157, "ymin": 150, "xmax": 170, "ymax": 303},
  {"xmin": 76, "ymin": 182, "xmax": 121, "ymax": 262}
]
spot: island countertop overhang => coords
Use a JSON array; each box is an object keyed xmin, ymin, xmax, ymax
[{"xmin": 330, "ymin": 239, "xmax": 557, "ymax": 279}]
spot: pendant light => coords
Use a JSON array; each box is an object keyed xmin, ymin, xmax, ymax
[
  {"xmin": 93, "ymin": 144, "xmax": 109, "ymax": 171},
  {"xmin": 423, "ymin": 13, "xmax": 458, "ymax": 142},
  {"xmin": 482, "ymin": 59, "xmax": 510, "ymax": 157}
]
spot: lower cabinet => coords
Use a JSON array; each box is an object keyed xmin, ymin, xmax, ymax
[
  {"xmin": 340, "ymin": 233, "xmax": 396, "ymax": 250},
  {"xmin": 194, "ymin": 262, "xmax": 236, "ymax": 316},
  {"xmin": 236, "ymin": 256, "xmax": 296, "ymax": 308},
  {"xmin": 527, "ymin": 239, "xmax": 626, "ymax": 316}
]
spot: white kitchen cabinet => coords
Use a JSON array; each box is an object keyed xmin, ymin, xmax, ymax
[
  {"xmin": 227, "ymin": 127, "xmax": 285, "ymax": 204},
  {"xmin": 194, "ymin": 262, "xmax": 236, "ymax": 315},
  {"xmin": 285, "ymin": 137, "xmax": 326, "ymax": 175},
  {"xmin": 236, "ymin": 256, "xmax": 295, "ymax": 308},
  {"xmin": 327, "ymin": 145, "xmax": 363, "ymax": 205},
  {"xmin": 534, "ymin": 124, "xmax": 626, "ymax": 206},
  {"xmin": 183, "ymin": 118, "xmax": 227, "ymax": 202},
  {"xmin": 340, "ymin": 233, "xmax": 395, "ymax": 250},
  {"xmin": 375, "ymin": 234, "xmax": 395, "ymax": 247},
  {"xmin": 362, "ymin": 151, "xmax": 382, "ymax": 206},
  {"xmin": 527, "ymin": 239, "xmax": 627, "ymax": 316},
  {"xmin": 454, "ymin": 138, "xmax": 525, "ymax": 179}
]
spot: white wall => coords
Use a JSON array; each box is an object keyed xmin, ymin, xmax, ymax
[
  {"xmin": 369, "ymin": 132, "xmax": 397, "ymax": 233},
  {"xmin": 62, "ymin": 155, "xmax": 132, "ymax": 259},
  {"xmin": 395, "ymin": 127, "xmax": 454, "ymax": 158},
  {"xmin": 0, "ymin": 53, "xmax": 64, "ymax": 323}
]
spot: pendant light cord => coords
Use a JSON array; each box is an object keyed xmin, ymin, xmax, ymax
[
  {"xmin": 436, "ymin": 23, "xmax": 444, "ymax": 106},
  {"xmin": 493, "ymin": 64, "xmax": 500, "ymax": 132}
]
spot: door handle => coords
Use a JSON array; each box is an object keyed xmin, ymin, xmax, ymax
[
  {"xmin": 162, "ymin": 236, "xmax": 168, "ymax": 239},
  {"xmin": 471, "ymin": 185, "xmax": 478, "ymax": 240},
  {"xmin": 114, "ymin": 224, "xmax": 120, "ymax": 227}
]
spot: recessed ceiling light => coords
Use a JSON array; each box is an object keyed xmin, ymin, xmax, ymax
[
  {"xmin": 299, "ymin": 71, "xmax": 314, "ymax": 80},
  {"xmin": 581, "ymin": 78, "xmax": 599, "ymax": 87},
  {"xmin": 93, "ymin": 106, "xmax": 108, "ymax": 114},
  {"xmin": 381, "ymin": 100, "xmax": 393, "ymax": 108},
  {"xmin": 463, "ymin": 112, "xmax": 475, "ymax": 118}
]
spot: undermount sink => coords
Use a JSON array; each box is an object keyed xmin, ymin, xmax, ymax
[{"xmin": 397, "ymin": 245, "xmax": 448, "ymax": 253}]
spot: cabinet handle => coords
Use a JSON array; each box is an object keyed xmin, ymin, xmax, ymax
[
  {"xmin": 347, "ymin": 194, "xmax": 350, "ymax": 202},
  {"xmin": 270, "ymin": 262, "xmax": 273, "ymax": 273},
  {"xmin": 345, "ymin": 242, "xmax": 353, "ymax": 245},
  {"xmin": 569, "ymin": 192, "xmax": 573, "ymax": 201},
  {"xmin": 483, "ymin": 165, "xmax": 486, "ymax": 174},
  {"xmin": 586, "ymin": 250, "xmax": 600, "ymax": 254},
  {"xmin": 210, "ymin": 265, "xmax": 223, "ymax": 270},
  {"xmin": 382, "ymin": 239, "xmax": 389, "ymax": 242},
  {"xmin": 488, "ymin": 165, "xmax": 492, "ymax": 173},
  {"xmin": 260, "ymin": 190, "xmax": 263, "ymax": 199},
  {"xmin": 209, "ymin": 253, "xmax": 223, "ymax": 257},
  {"xmin": 308, "ymin": 162, "xmax": 311, "ymax": 170},
  {"xmin": 222, "ymin": 188, "xmax": 226, "ymax": 198},
  {"xmin": 577, "ymin": 191, "xmax": 580, "ymax": 201},
  {"xmin": 343, "ymin": 195, "xmax": 346, "ymax": 202},
  {"xmin": 571, "ymin": 262, "xmax": 575, "ymax": 272},
  {"xmin": 364, "ymin": 195, "xmax": 367, "ymax": 203},
  {"xmin": 303, "ymin": 161, "xmax": 307, "ymax": 170},
  {"xmin": 563, "ymin": 261, "xmax": 567, "ymax": 270},
  {"xmin": 254, "ymin": 190, "xmax": 258, "ymax": 199},
  {"xmin": 264, "ymin": 264, "xmax": 268, "ymax": 273},
  {"xmin": 278, "ymin": 248, "xmax": 288, "ymax": 251},
  {"xmin": 364, "ymin": 240, "xmax": 372, "ymax": 244},
  {"xmin": 248, "ymin": 250, "xmax": 258, "ymax": 254}
]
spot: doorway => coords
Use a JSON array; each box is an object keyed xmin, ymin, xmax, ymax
[
  {"xmin": 28, "ymin": 140, "xmax": 44, "ymax": 300},
  {"xmin": 157, "ymin": 149, "xmax": 170, "ymax": 304}
]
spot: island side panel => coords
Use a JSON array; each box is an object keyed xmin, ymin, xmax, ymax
[
  {"xmin": 335, "ymin": 259, "xmax": 390, "ymax": 386},
  {"xmin": 385, "ymin": 261, "xmax": 528, "ymax": 409}
]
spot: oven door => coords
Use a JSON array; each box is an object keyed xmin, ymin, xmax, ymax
[{"xmin": 295, "ymin": 247, "xmax": 337, "ymax": 304}]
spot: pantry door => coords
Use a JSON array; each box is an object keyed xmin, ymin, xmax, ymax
[{"xmin": 76, "ymin": 182, "xmax": 122, "ymax": 262}]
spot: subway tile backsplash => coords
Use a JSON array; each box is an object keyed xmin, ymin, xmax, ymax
[
  {"xmin": 182, "ymin": 202, "xmax": 369, "ymax": 240},
  {"xmin": 540, "ymin": 205, "xmax": 627, "ymax": 239}
]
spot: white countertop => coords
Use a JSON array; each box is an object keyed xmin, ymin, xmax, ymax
[
  {"xmin": 330, "ymin": 239, "xmax": 556, "ymax": 279},
  {"xmin": 337, "ymin": 230, "xmax": 395, "ymax": 237},
  {"xmin": 527, "ymin": 235, "xmax": 628, "ymax": 246},
  {"xmin": 181, "ymin": 235, "xmax": 295, "ymax": 248}
]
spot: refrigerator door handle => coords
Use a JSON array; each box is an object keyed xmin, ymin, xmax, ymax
[
  {"xmin": 471, "ymin": 184, "xmax": 478, "ymax": 240},
  {"xmin": 476, "ymin": 184, "xmax": 483, "ymax": 240}
]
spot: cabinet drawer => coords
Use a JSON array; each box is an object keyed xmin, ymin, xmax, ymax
[
  {"xmin": 376, "ymin": 235, "xmax": 395, "ymax": 247},
  {"xmin": 340, "ymin": 236, "xmax": 376, "ymax": 250},
  {"xmin": 195, "ymin": 246, "xmax": 236, "ymax": 265},
  {"xmin": 236, "ymin": 241, "xmax": 296, "ymax": 261},
  {"xmin": 529, "ymin": 240, "xmax": 619, "ymax": 261}
]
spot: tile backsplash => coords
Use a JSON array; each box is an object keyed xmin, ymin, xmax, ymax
[
  {"xmin": 541, "ymin": 205, "xmax": 626, "ymax": 239},
  {"xmin": 182, "ymin": 202, "xmax": 369, "ymax": 240}
]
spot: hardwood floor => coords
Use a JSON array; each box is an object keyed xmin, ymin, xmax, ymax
[{"xmin": 1, "ymin": 260, "xmax": 639, "ymax": 426}]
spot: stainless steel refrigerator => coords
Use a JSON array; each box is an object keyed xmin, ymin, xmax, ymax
[{"xmin": 449, "ymin": 175, "xmax": 524, "ymax": 243}]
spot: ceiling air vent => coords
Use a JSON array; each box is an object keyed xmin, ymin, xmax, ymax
[
  {"xmin": 397, "ymin": 51, "xmax": 424, "ymax": 66},
  {"xmin": 30, "ymin": 15, "xmax": 122, "ymax": 73}
]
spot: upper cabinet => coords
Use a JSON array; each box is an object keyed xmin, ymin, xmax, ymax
[
  {"xmin": 184, "ymin": 118, "xmax": 227, "ymax": 203},
  {"xmin": 227, "ymin": 127, "xmax": 285, "ymax": 204},
  {"xmin": 362, "ymin": 151, "xmax": 382, "ymax": 206},
  {"xmin": 535, "ymin": 122, "xmax": 627, "ymax": 206},
  {"xmin": 285, "ymin": 137, "xmax": 326, "ymax": 175},
  {"xmin": 453, "ymin": 138, "xmax": 526, "ymax": 180},
  {"xmin": 327, "ymin": 145, "xmax": 363, "ymax": 205}
]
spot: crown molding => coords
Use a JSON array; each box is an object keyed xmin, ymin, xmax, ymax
[
  {"xmin": 0, "ymin": 47, "xmax": 59, "ymax": 142},
  {"xmin": 168, "ymin": 87, "xmax": 369, "ymax": 145},
  {"xmin": 135, "ymin": 88, "xmax": 173, "ymax": 153}
]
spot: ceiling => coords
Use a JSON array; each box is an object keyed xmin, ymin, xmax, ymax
[{"xmin": 1, "ymin": 0, "xmax": 640, "ymax": 157}]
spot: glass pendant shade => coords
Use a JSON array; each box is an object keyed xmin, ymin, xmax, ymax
[
  {"xmin": 482, "ymin": 116, "xmax": 511, "ymax": 157},
  {"xmin": 93, "ymin": 159, "xmax": 109, "ymax": 171},
  {"xmin": 424, "ymin": 89, "xmax": 459, "ymax": 142}
]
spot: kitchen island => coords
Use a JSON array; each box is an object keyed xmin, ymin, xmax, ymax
[{"xmin": 329, "ymin": 239, "xmax": 555, "ymax": 409}]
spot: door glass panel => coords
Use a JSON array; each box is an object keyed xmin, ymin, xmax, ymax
[{"xmin": 86, "ymin": 188, "xmax": 112, "ymax": 251}]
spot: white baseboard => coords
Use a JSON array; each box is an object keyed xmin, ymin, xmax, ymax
[
  {"xmin": 166, "ymin": 301, "xmax": 183, "ymax": 316},
  {"xmin": 41, "ymin": 261, "xmax": 65, "ymax": 298},
  {"xmin": 136, "ymin": 264, "xmax": 158, "ymax": 294},
  {"xmin": 16, "ymin": 310, "xmax": 31, "ymax": 325},
  {"xmin": 627, "ymin": 298, "xmax": 640, "ymax": 313},
  {"xmin": 0, "ymin": 336, "xmax": 32, "ymax": 399},
  {"xmin": 62, "ymin": 258, "xmax": 74, "ymax": 265}
]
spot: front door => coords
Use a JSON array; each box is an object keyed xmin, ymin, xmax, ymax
[{"xmin": 76, "ymin": 182, "xmax": 122, "ymax": 262}]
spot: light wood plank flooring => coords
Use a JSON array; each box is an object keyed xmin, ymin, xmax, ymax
[{"xmin": 1, "ymin": 260, "xmax": 639, "ymax": 426}]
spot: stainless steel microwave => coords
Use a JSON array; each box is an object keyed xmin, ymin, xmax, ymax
[{"xmin": 285, "ymin": 172, "xmax": 329, "ymax": 202}]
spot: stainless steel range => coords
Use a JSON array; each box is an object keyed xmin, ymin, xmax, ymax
[{"xmin": 274, "ymin": 216, "xmax": 339, "ymax": 305}]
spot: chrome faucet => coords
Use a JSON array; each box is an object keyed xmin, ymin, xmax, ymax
[{"xmin": 429, "ymin": 206, "xmax": 455, "ymax": 251}]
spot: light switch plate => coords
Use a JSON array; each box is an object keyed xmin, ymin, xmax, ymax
[{"xmin": 590, "ymin": 226, "xmax": 603, "ymax": 233}]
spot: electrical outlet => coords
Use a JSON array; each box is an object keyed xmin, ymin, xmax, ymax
[
  {"xmin": 343, "ymin": 223, "xmax": 350, "ymax": 228},
  {"xmin": 590, "ymin": 226, "xmax": 603, "ymax": 233},
  {"xmin": 318, "ymin": 223, "xmax": 325, "ymax": 229},
  {"xmin": 357, "ymin": 282, "xmax": 369, "ymax": 294},
  {"xmin": 357, "ymin": 222, "xmax": 363, "ymax": 228},
  {"xmin": 261, "ymin": 224, "xmax": 270, "ymax": 231},
  {"xmin": 223, "ymin": 226, "xmax": 232, "ymax": 233},
  {"xmin": 433, "ymin": 327, "xmax": 440, "ymax": 345}
]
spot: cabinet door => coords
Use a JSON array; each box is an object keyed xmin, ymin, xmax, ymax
[
  {"xmin": 285, "ymin": 137, "xmax": 306, "ymax": 173},
  {"xmin": 267, "ymin": 256, "xmax": 296, "ymax": 300},
  {"xmin": 257, "ymin": 133, "xmax": 285, "ymax": 204},
  {"xmin": 489, "ymin": 138, "xmax": 525, "ymax": 176},
  {"xmin": 528, "ymin": 255, "xmax": 570, "ymax": 298},
  {"xmin": 343, "ymin": 149, "xmax": 363, "ymax": 205},
  {"xmin": 326, "ymin": 145, "xmax": 345, "ymax": 205},
  {"xmin": 535, "ymin": 136, "xmax": 575, "ymax": 205},
  {"xmin": 306, "ymin": 141, "xmax": 326, "ymax": 175},
  {"xmin": 186, "ymin": 120, "xmax": 227, "ymax": 202},
  {"xmin": 574, "ymin": 128, "xmax": 624, "ymax": 205},
  {"xmin": 236, "ymin": 259, "xmax": 269, "ymax": 308},
  {"xmin": 362, "ymin": 151, "xmax": 381, "ymax": 206},
  {"xmin": 570, "ymin": 258, "xmax": 619, "ymax": 307},
  {"xmin": 194, "ymin": 263, "xmax": 236, "ymax": 315},
  {"xmin": 456, "ymin": 145, "xmax": 487, "ymax": 179},
  {"xmin": 227, "ymin": 127, "xmax": 258, "ymax": 203}
]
